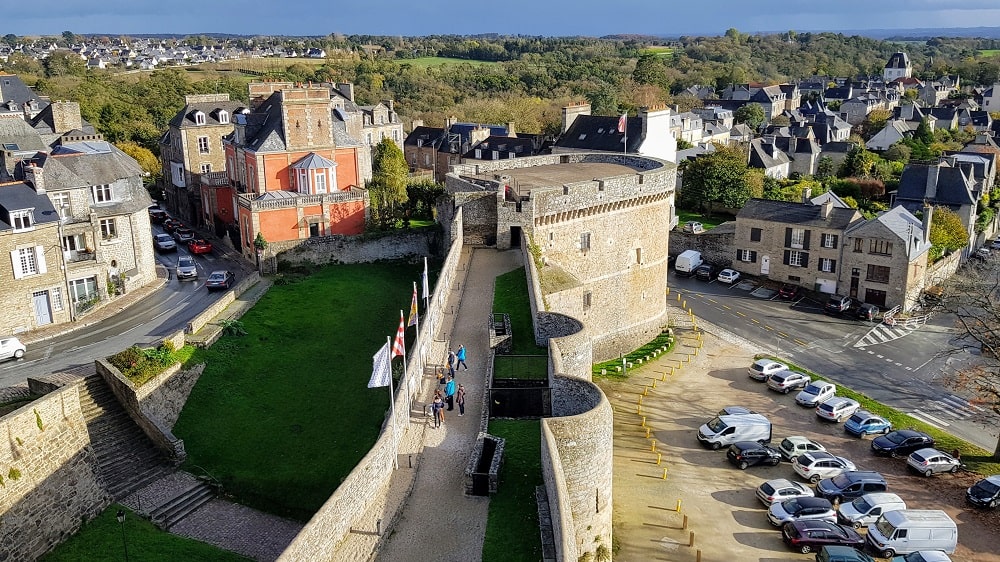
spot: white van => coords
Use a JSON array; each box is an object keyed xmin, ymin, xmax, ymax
[
  {"xmin": 836, "ymin": 492, "xmax": 906, "ymax": 529},
  {"xmin": 675, "ymin": 250, "xmax": 703, "ymax": 276},
  {"xmin": 865, "ymin": 509, "xmax": 957, "ymax": 558},
  {"xmin": 697, "ymin": 413, "xmax": 771, "ymax": 450}
]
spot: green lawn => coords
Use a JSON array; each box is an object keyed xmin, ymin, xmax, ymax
[
  {"xmin": 399, "ymin": 56, "xmax": 497, "ymax": 68},
  {"xmin": 493, "ymin": 268, "xmax": 545, "ymax": 356},
  {"xmin": 758, "ymin": 354, "xmax": 1000, "ymax": 475},
  {"xmin": 978, "ymin": 49, "xmax": 1000, "ymax": 57},
  {"xmin": 174, "ymin": 262, "xmax": 430, "ymax": 521},
  {"xmin": 640, "ymin": 46, "xmax": 675, "ymax": 58},
  {"xmin": 482, "ymin": 419, "xmax": 543, "ymax": 562},
  {"xmin": 42, "ymin": 505, "xmax": 250, "ymax": 562},
  {"xmin": 675, "ymin": 209, "xmax": 734, "ymax": 229}
]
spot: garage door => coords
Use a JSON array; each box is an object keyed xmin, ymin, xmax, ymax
[{"xmin": 864, "ymin": 288, "xmax": 887, "ymax": 307}]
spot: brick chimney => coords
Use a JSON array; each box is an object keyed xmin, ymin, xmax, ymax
[
  {"xmin": 50, "ymin": 101, "xmax": 83, "ymax": 134},
  {"xmin": 922, "ymin": 205, "xmax": 933, "ymax": 245},
  {"xmin": 821, "ymin": 198, "xmax": 833, "ymax": 219},
  {"xmin": 24, "ymin": 164, "xmax": 44, "ymax": 194},
  {"xmin": 445, "ymin": 116, "xmax": 458, "ymax": 130},
  {"xmin": 506, "ymin": 121, "xmax": 516, "ymax": 137},
  {"xmin": 335, "ymin": 82, "xmax": 355, "ymax": 102},
  {"xmin": 561, "ymin": 102, "xmax": 591, "ymax": 133},
  {"xmin": 924, "ymin": 163, "xmax": 940, "ymax": 200}
]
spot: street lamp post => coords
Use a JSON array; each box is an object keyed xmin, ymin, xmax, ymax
[{"xmin": 116, "ymin": 509, "xmax": 129, "ymax": 562}]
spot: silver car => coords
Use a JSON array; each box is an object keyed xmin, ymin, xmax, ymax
[
  {"xmin": 792, "ymin": 451, "xmax": 857, "ymax": 483},
  {"xmin": 795, "ymin": 381, "xmax": 836, "ymax": 407},
  {"xmin": 907, "ymin": 448, "xmax": 961, "ymax": 477},
  {"xmin": 176, "ymin": 256, "xmax": 198, "ymax": 281},
  {"xmin": 756, "ymin": 478, "xmax": 814, "ymax": 506},
  {"xmin": 0, "ymin": 337, "xmax": 26, "ymax": 361},
  {"xmin": 748, "ymin": 359, "xmax": 787, "ymax": 381},
  {"xmin": 767, "ymin": 370, "xmax": 811, "ymax": 393}
]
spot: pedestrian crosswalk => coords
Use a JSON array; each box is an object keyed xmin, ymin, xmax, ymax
[
  {"xmin": 907, "ymin": 394, "xmax": 987, "ymax": 429},
  {"xmin": 853, "ymin": 322, "xmax": 920, "ymax": 348}
]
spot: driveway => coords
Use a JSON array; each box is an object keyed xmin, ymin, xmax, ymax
[
  {"xmin": 667, "ymin": 272, "xmax": 999, "ymax": 451},
  {"xmin": 599, "ymin": 317, "xmax": 1000, "ymax": 562}
]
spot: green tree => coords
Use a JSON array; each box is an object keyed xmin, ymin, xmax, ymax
[
  {"xmin": 769, "ymin": 114, "xmax": 791, "ymax": 127},
  {"xmin": 928, "ymin": 206, "xmax": 969, "ymax": 261},
  {"xmin": 632, "ymin": 53, "xmax": 664, "ymax": 86},
  {"xmin": 368, "ymin": 138, "xmax": 409, "ymax": 228},
  {"xmin": 734, "ymin": 103, "xmax": 766, "ymax": 130},
  {"xmin": 915, "ymin": 118, "xmax": 934, "ymax": 145},
  {"xmin": 838, "ymin": 145, "xmax": 878, "ymax": 178},
  {"xmin": 815, "ymin": 156, "xmax": 835, "ymax": 180},
  {"xmin": 678, "ymin": 144, "xmax": 762, "ymax": 212}
]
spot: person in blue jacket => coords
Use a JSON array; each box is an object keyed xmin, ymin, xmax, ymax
[
  {"xmin": 456, "ymin": 344, "xmax": 468, "ymax": 370},
  {"xmin": 445, "ymin": 375, "xmax": 457, "ymax": 411}
]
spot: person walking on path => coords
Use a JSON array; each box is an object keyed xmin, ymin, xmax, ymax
[
  {"xmin": 445, "ymin": 375, "xmax": 456, "ymax": 411},
  {"xmin": 456, "ymin": 384, "xmax": 466, "ymax": 416},
  {"xmin": 447, "ymin": 350, "xmax": 456, "ymax": 377},
  {"xmin": 431, "ymin": 396, "xmax": 444, "ymax": 428},
  {"xmin": 456, "ymin": 345, "xmax": 468, "ymax": 370}
]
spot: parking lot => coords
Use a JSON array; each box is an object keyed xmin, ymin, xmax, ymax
[{"xmin": 599, "ymin": 322, "xmax": 1000, "ymax": 562}]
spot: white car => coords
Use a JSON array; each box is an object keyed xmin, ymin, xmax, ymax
[
  {"xmin": 795, "ymin": 381, "xmax": 836, "ymax": 407},
  {"xmin": 717, "ymin": 269, "xmax": 741, "ymax": 284},
  {"xmin": 892, "ymin": 552, "xmax": 953, "ymax": 562},
  {"xmin": 682, "ymin": 221, "xmax": 704, "ymax": 234},
  {"xmin": 756, "ymin": 478, "xmax": 814, "ymax": 505},
  {"xmin": 816, "ymin": 397, "xmax": 861, "ymax": 422},
  {"xmin": 0, "ymin": 337, "xmax": 26, "ymax": 361},
  {"xmin": 748, "ymin": 358, "xmax": 787, "ymax": 381},
  {"xmin": 778, "ymin": 436, "xmax": 827, "ymax": 461},
  {"xmin": 792, "ymin": 451, "xmax": 857, "ymax": 483},
  {"xmin": 907, "ymin": 448, "xmax": 961, "ymax": 477}
]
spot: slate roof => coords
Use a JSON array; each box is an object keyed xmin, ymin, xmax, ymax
[
  {"xmin": 737, "ymin": 198, "xmax": 863, "ymax": 229},
  {"xmin": 403, "ymin": 126, "xmax": 446, "ymax": 148},
  {"xmin": 0, "ymin": 74, "xmax": 47, "ymax": 111},
  {"xmin": 748, "ymin": 139, "xmax": 790, "ymax": 170},
  {"xmin": 896, "ymin": 163, "xmax": 976, "ymax": 207},
  {"xmin": 0, "ymin": 181, "xmax": 59, "ymax": 231},
  {"xmin": 32, "ymin": 143, "xmax": 150, "ymax": 215},
  {"xmin": 30, "ymin": 104, "xmax": 97, "ymax": 138},
  {"xmin": 810, "ymin": 191, "xmax": 850, "ymax": 208},
  {"xmin": 0, "ymin": 117, "xmax": 48, "ymax": 153},
  {"xmin": 846, "ymin": 205, "xmax": 931, "ymax": 260},
  {"xmin": 463, "ymin": 135, "xmax": 537, "ymax": 159},
  {"xmin": 168, "ymin": 100, "xmax": 243, "ymax": 128},
  {"xmin": 291, "ymin": 152, "xmax": 337, "ymax": 169},
  {"xmin": 885, "ymin": 52, "xmax": 910, "ymax": 69},
  {"xmin": 237, "ymin": 91, "xmax": 287, "ymax": 152},
  {"xmin": 554, "ymin": 114, "xmax": 642, "ymax": 153}
]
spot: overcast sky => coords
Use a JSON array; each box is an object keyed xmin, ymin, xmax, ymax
[{"xmin": 3, "ymin": 0, "xmax": 1000, "ymax": 37}]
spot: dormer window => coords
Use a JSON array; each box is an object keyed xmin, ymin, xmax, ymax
[
  {"xmin": 10, "ymin": 209, "xmax": 33, "ymax": 232},
  {"xmin": 218, "ymin": 110, "xmax": 229, "ymax": 124},
  {"xmin": 92, "ymin": 184, "xmax": 113, "ymax": 203},
  {"xmin": 193, "ymin": 111, "xmax": 206, "ymax": 125}
]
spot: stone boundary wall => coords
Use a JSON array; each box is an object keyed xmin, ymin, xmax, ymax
[
  {"xmin": 134, "ymin": 363, "xmax": 206, "ymax": 430},
  {"xmin": 271, "ymin": 229, "xmax": 440, "ymax": 268},
  {"xmin": 186, "ymin": 272, "xmax": 261, "ymax": 335},
  {"xmin": 0, "ymin": 383, "xmax": 109, "ymax": 561},
  {"xmin": 277, "ymin": 213, "xmax": 466, "ymax": 562},
  {"xmin": 96, "ymin": 358, "xmax": 186, "ymax": 464},
  {"xmin": 669, "ymin": 223, "xmax": 737, "ymax": 268},
  {"xmin": 925, "ymin": 249, "xmax": 962, "ymax": 287},
  {"xmin": 540, "ymin": 414, "xmax": 576, "ymax": 562}
]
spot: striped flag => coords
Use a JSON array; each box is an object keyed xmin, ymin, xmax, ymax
[
  {"xmin": 617, "ymin": 113, "xmax": 627, "ymax": 133},
  {"xmin": 368, "ymin": 342, "xmax": 391, "ymax": 388},
  {"xmin": 391, "ymin": 311, "xmax": 406, "ymax": 358},
  {"xmin": 407, "ymin": 283, "xmax": 418, "ymax": 327}
]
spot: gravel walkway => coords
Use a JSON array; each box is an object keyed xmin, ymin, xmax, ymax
[{"xmin": 376, "ymin": 248, "xmax": 523, "ymax": 562}]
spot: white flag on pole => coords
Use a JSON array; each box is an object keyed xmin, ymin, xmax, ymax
[
  {"xmin": 368, "ymin": 342, "xmax": 392, "ymax": 388},
  {"xmin": 421, "ymin": 256, "xmax": 430, "ymax": 302}
]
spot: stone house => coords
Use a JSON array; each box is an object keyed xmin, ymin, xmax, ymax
[
  {"xmin": 403, "ymin": 118, "xmax": 510, "ymax": 183},
  {"xmin": 668, "ymin": 111, "xmax": 704, "ymax": 144},
  {"xmin": 748, "ymin": 138, "xmax": 790, "ymax": 179},
  {"xmin": 553, "ymin": 103, "xmax": 677, "ymax": 163},
  {"xmin": 894, "ymin": 158, "xmax": 978, "ymax": 248},
  {"xmin": 883, "ymin": 52, "xmax": 912, "ymax": 82},
  {"xmin": 733, "ymin": 197, "xmax": 863, "ymax": 293},
  {"xmin": 0, "ymin": 73, "xmax": 47, "ymax": 121},
  {"xmin": 982, "ymin": 83, "xmax": 1000, "ymax": 113},
  {"xmin": 928, "ymin": 107, "xmax": 959, "ymax": 131},
  {"xmin": 919, "ymin": 82, "xmax": 951, "ymax": 107},
  {"xmin": 160, "ymin": 94, "xmax": 242, "ymax": 226},
  {"xmin": 462, "ymin": 135, "xmax": 542, "ymax": 163},
  {"xmin": 840, "ymin": 95, "xmax": 885, "ymax": 126}
]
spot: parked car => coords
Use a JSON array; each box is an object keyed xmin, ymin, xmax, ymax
[
  {"xmin": 206, "ymin": 270, "xmax": 236, "ymax": 291},
  {"xmin": 694, "ymin": 263, "xmax": 716, "ymax": 281},
  {"xmin": 837, "ymin": 493, "xmax": 907, "ymax": 529},
  {"xmin": 0, "ymin": 337, "xmax": 26, "ymax": 361},
  {"xmin": 976, "ymin": 247, "xmax": 991, "ymax": 259},
  {"xmin": 173, "ymin": 227, "xmax": 195, "ymax": 243},
  {"xmin": 871, "ymin": 430, "xmax": 935, "ymax": 458},
  {"xmin": 748, "ymin": 359, "xmax": 787, "ymax": 381},
  {"xmin": 816, "ymin": 545, "xmax": 878, "ymax": 562},
  {"xmin": 796, "ymin": 382, "xmax": 837, "ymax": 407},
  {"xmin": 682, "ymin": 221, "xmax": 704, "ymax": 234},
  {"xmin": 992, "ymin": 239, "xmax": 1000, "ymax": 250},
  {"xmin": 778, "ymin": 436, "xmax": 827, "ymax": 461},
  {"xmin": 825, "ymin": 294, "xmax": 852, "ymax": 314},
  {"xmin": 718, "ymin": 406, "xmax": 756, "ymax": 416},
  {"xmin": 857, "ymin": 303, "xmax": 880, "ymax": 322},
  {"xmin": 816, "ymin": 397, "xmax": 861, "ymax": 423},
  {"xmin": 890, "ymin": 552, "xmax": 952, "ymax": 562},
  {"xmin": 966, "ymin": 475, "xmax": 1000, "ymax": 508},
  {"xmin": 148, "ymin": 208, "xmax": 167, "ymax": 223},
  {"xmin": 176, "ymin": 256, "xmax": 198, "ymax": 281},
  {"xmin": 792, "ymin": 452, "xmax": 857, "ymax": 483},
  {"xmin": 727, "ymin": 441, "xmax": 783, "ymax": 469},
  {"xmin": 778, "ymin": 283, "xmax": 801, "ymax": 300},
  {"xmin": 756, "ymin": 478, "xmax": 814, "ymax": 506},
  {"xmin": 153, "ymin": 233, "xmax": 177, "ymax": 253},
  {"xmin": 717, "ymin": 268, "xmax": 741, "ymax": 284},
  {"xmin": 781, "ymin": 520, "xmax": 865, "ymax": 554},
  {"xmin": 188, "ymin": 239, "xmax": 213, "ymax": 254},
  {"xmin": 906, "ymin": 448, "xmax": 960, "ymax": 477},
  {"xmin": 815, "ymin": 471, "xmax": 888, "ymax": 504},
  {"xmin": 768, "ymin": 496, "xmax": 837, "ymax": 526},
  {"xmin": 844, "ymin": 410, "xmax": 892, "ymax": 437},
  {"xmin": 767, "ymin": 370, "xmax": 811, "ymax": 393}
]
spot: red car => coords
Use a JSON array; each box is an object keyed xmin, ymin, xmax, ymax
[
  {"xmin": 778, "ymin": 284, "xmax": 800, "ymax": 300},
  {"xmin": 188, "ymin": 239, "xmax": 213, "ymax": 254}
]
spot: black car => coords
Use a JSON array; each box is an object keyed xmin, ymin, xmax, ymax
[
  {"xmin": 148, "ymin": 208, "xmax": 167, "ymax": 224},
  {"xmin": 781, "ymin": 520, "xmax": 865, "ymax": 554},
  {"xmin": 824, "ymin": 294, "xmax": 852, "ymax": 314},
  {"xmin": 694, "ymin": 264, "xmax": 716, "ymax": 281},
  {"xmin": 815, "ymin": 471, "xmax": 887, "ymax": 503},
  {"xmin": 856, "ymin": 303, "xmax": 879, "ymax": 321},
  {"xmin": 966, "ymin": 475, "xmax": 1000, "ymax": 508},
  {"xmin": 871, "ymin": 429, "xmax": 934, "ymax": 457},
  {"xmin": 727, "ymin": 441, "xmax": 782, "ymax": 469}
]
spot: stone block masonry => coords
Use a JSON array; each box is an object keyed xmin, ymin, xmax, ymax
[{"xmin": 0, "ymin": 383, "xmax": 109, "ymax": 561}]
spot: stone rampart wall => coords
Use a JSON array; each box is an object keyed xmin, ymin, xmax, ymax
[
  {"xmin": 271, "ymin": 229, "xmax": 440, "ymax": 267},
  {"xmin": 186, "ymin": 272, "xmax": 261, "ymax": 335},
  {"xmin": 0, "ymin": 383, "xmax": 109, "ymax": 560},
  {"xmin": 669, "ymin": 223, "xmax": 737, "ymax": 268}
]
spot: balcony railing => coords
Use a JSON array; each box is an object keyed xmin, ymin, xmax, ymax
[
  {"xmin": 64, "ymin": 249, "xmax": 97, "ymax": 264},
  {"xmin": 237, "ymin": 190, "xmax": 367, "ymax": 211},
  {"xmin": 198, "ymin": 171, "xmax": 230, "ymax": 187}
]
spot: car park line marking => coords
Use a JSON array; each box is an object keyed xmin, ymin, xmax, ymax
[
  {"xmin": 778, "ymin": 331, "xmax": 789, "ymax": 338},
  {"xmin": 910, "ymin": 409, "xmax": 950, "ymax": 428},
  {"xmin": 763, "ymin": 325, "xmax": 773, "ymax": 331},
  {"xmin": 722, "ymin": 305, "xmax": 731, "ymax": 310},
  {"xmin": 735, "ymin": 311, "xmax": 745, "ymax": 317},
  {"xmin": 794, "ymin": 339, "xmax": 808, "ymax": 346},
  {"xmin": 750, "ymin": 318, "xmax": 760, "ymax": 324},
  {"xmin": 706, "ymin": 298, "xmax": 718, "ymax": 304},
  {"xmin": 876, "ymin": 354, "xmax": 884, "ymax": 358}
]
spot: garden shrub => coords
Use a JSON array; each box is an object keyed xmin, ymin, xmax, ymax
[{"xmin": 106, "ymin": 342, "xmax": 182, "ymax": 386}]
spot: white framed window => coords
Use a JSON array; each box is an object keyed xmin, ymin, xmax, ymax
[
  {"xmin": 738, "ymin": 249, "xmax": 757, "ymax": 263},
  {"xmin": 366, "ymin": 133, "xmax": 373, "ymax": 145},
  {"xmin": 69, "ymin": 276, "xmax": 98, "ymax": 302},
  {"xmin": 296, "ymin": 169, "xmax": 310, "ymax": 194},
  {"xmin": 789, "ymin": 250, "xmax": 804, "ymax": 267},
  {"xmin": 197, "ymin": 136, "xmax": 210, "ymax": 154},
  {"xmin": 200, "ymin": 163, "xmax": 212, "ymax": 174},
  {"xmin": 580, "ymin": 232, "xmax": 591, "ymax": 251},
  {"xmin": 11, "ymin": 246, "xmax": 46, "ymax": 279},
  {"xmin": 821, "ymin": 233, "xmax": 837, "ymax": 249},
  {"xmin": 393, "ymin": 130, "xmax": 399, "ymax": 142},
  {"xmin": 92, "ymin": 184, "xmax": 113, "ymax": 203},
  {"xmin": 10, "ymin": 209, "xmax": 33, "ymax": 232},
  {"xmin": 314, "ymin": 170, "xmax": 327, "ymax": 193},
  {"xmin": 218, "ymin": 110, "xmax": 229, "ymax": 124},
  {"xmin": 170, "ymin": 162, "xmax": 186, "ymax": 188},
  {"xmin": 820, "ymin": 258, "xmax": 836, "ymax": 273},
  {"xmin": 193, "ymin": 111, "xmax": 206, "ymax": 125},
  {"xmin": 492, "ymin": 150, "xmax": 499, "ymax": 160},
  {"xmin": 51, "ymin": 191, "xmax": 71, "ymax": 217},
  {"xmin": 99, "ymin": 218, "xmax": 117, "ymax": 240},
  {"xmin": 790, "ymin": 228, "xmax": 804, "ymax": 249},
  {"xmin": 51, "ymin": 287, "xmax": 64, "ymax": 311},
  {"xmin": 475, "ymin": 149, "xmax": 482, "ymax": 159}
]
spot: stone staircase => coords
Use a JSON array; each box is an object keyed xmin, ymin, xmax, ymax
[
  {"xmin": 79, "ymin": 374, "xmax": 174, "ymax": 499},
  {"xmin": 149, "ymin": 478, "xmax": 216, "ymax": 530}
]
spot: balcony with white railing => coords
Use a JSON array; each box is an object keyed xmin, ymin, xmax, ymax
[
  {"xmin": 198, "ymin": 171, "xmax": 231, "ymax": 187},
  {"xmin": 237, "ymin": 189, "xmax": 367, "ymax": 211}
]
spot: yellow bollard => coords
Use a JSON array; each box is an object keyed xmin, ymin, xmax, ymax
[
  {"xmin": 660, "ymin": 372, "xmax": 667, "ymax": 382},
  {"xmin": 662, "ymin": 468, "xmax": 668, "ymax": 479},
  {"xmin": 637, "ymin": 405, "xmax": 641, "ymax": 414},
  {"xmin": 682, "ymin": 300, "xmax": 686, "ymax": 309},
  {"xmin": 645, "ymin": 426, "xmax": 650, "ymax": 438},
  {"xmin": 676, "ymin": 499, "xmax": 682, "ymax": 512},
  {"xmin": 641, "ymin": 416, "xmax": 646, "ymax": 427},
  {"xmin": 638, "ymin": 395, "xmax": 644, "ymax": 406},
  {"xmin": 643, "ymin": 386, "xmax": 648, "ymax": 396},
  {"xmin": 665, "ymin": 287, "xmax": 670, "ymax": 296},
  {"xmin": 677, "ymin": 292, "xmax": 681, "ymax": 302},
  {"xmin": 689, "ymin": 308, "xmax": 694, "ymax": 316},
  {"xmin": 651, "ymin": 441, "xmax": 657, "ymax": 452},
  {"xmin": 656, "ymin": 452, "xmax": 662, "ymax": 465}
]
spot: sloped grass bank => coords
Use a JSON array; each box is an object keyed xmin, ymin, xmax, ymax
[{"xmin": 482, "ymin": 419, "xmax": 543, "ymax": 562}]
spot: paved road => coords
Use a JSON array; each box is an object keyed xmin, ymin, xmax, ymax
[
  {"xmin": 0, "ymin": 225, "xmax": 248, "ymax": 388},
  {"xmin": 668, "ymin": 271, "xmax": 1000, "ymax": 452}
]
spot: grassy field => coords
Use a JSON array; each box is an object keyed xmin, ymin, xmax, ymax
[
  {"xmin": 493, "ymin": 267, "xmax": 545, "ymax": 356},
  {"xmin": 398, "ymin": 56, "xmax": 497, "ymax": 68},
  {"xmin": 481, "ymin": 419, "xmax": 543, "ymax": 562},
  {"xmin": 640, "ymin": 46, "xmax": 675, "ymax": 58},
  {"xmin": 676, "ymin": 209, "xmax": 735, "ymax": 229},
  {"xmin": 42, "ymin": 505, "xmax": 250, "ymax": 562},
  {"xmin": 173, "ymin": 261, "xmax": 428, "ymax": 521},
  {"xmin": 978, "ymin": 49, "xmax": 1000, "ymax": 57}
]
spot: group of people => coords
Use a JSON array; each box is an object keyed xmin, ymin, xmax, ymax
[{"xmin": 430, "ymin": 345, "xmax": 469, "ymax": 428}]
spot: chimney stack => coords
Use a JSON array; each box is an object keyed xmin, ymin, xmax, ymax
[
  {"xmin": 506, "ymin": 122, "xmax": 516, "ymax": 137},
  {"xmin": 821, "ymin": 198, "xmax": 833, "ymax": 219},
  {"xmin": 560, "ymin": 102, "xmax": 591, "ymax": 134},
  {"xmin": 24, "ymin": 164, "xmax": 44, "ymax": 195},
  {"xmin": 801, "ymin": 187, "xmax": 812, "ymax": 204},
  {"xmin": 925, "ymin": 163, "xmax": 940, "ymax": 200},
  {"xmin": 922, "ymin": 205, "xmax": 933, "ymax": 245},
  {"xmin": 336, "ymin": 82, "xmax": 355, "ymax": 102},
  {"xmin": 50, "ymin": 101, "xmax": 83, "ymax": 135},
  {"xmin": 445, "ymin": 116, "xmax": 458, "ymax": 130}
]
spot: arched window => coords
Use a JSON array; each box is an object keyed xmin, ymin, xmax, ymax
[
  {"xmin": 193, "ymin": 111, "xmax": 206, "ymax": 125},
  {"xmin": 218, "ymin": 110, "xmax": 230, "ymax": 125}
]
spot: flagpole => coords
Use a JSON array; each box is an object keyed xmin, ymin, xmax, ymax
[
  {"xmin": 422, "ymin": 256, "xmax": 430, "ymax": 309},
  {"xmin": 387, "ymin": 335, "xmax": 399, "ymax": 469},
  {"xmin": 400, "ymin": 309, "xmax": 411, "ymax": 422},
  {"xmin": 623, "ymin": 115, "xmax": 627, "ymax": 154},
  {"xmin": 412, "ymin": 282, "xmax": 421, "ymax": 398}
]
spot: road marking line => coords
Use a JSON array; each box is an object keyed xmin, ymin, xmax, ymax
[
  {"xmin": 876, "ymin": 354, "xmax": 884, "ymax": 359},
  {"xmin": 911, "ymin": 409, "xmax": 950, "ymax": 427},
  {"xmin": 764, "ymin": 326, "xmax": 773, "ymax": 331},
  {"xmin": 778, "ymin": 332, "xmax": 789, "ymax": 338},
  {"xmin": 939, "ymin": 396, "xmax": 969, "ymax": 409},
  {"xmin": 707, "ymin": 298, "xmax": 718, "ymax": 304},
  {"xmin": 751, "ymin": 318, "xmax": 759, "ymax": 324},
  {"xmin": 794, "ymin": 339, "xmax": 808, "ymax": 346},
  {"xmin": 736, "ymin": 311, "xmax": 746, "ymax": 317},
  {"xmin": 930, "ymin": 402, "xmax": 970, "ymax": 419},
  {"xmin": 885, "ymin": 358, "xmax": 893, "ymax": 362},
  {"xmin": 905, "ymin": 367, "xmax": 913, "ymax": 371},
  {"xmin": 722, "ymin": 305, "xmax": 731, "ymax": 310},
  {"xmin": 894, "ymin": 362, "xmax": 902, "ymax": 366}
]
